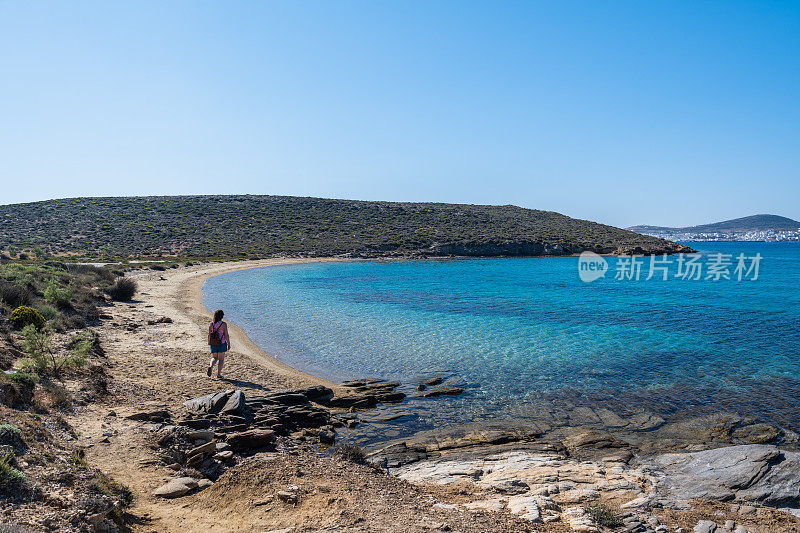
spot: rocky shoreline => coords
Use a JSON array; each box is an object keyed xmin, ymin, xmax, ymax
[
  {"xmin": 20, "ymin": 259, "xmax": 794, "ymax": 532},
  {"xmin": 122, "ymin": 372, "xmax": 800, "ymax": 533}
]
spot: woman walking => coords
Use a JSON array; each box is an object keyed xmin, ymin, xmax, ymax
[{"xmin": 207, "ymin": 309, "xmax": 230, "ymax": 378}]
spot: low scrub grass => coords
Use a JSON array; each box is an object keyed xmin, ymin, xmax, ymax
[
  {"xmin": 107, "ymin": 277, "xmax": 136, "ymax": 301},
  {"xmin": 331, "ymin": 443, "xmax": 368, "ymax": 464},
  {"xmin": 584, "ymin": 501, "xmax": 623, "ymax": 528}
]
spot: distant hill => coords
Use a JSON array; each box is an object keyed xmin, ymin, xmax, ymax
[
  {"xmin": 628, "ymin": 214, "xmax": 800, "ymax": 234},
  {"xmin": 0, "ymin": 195, "xmax": 689, "ymax": 259}
]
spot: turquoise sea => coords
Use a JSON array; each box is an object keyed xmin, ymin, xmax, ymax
[{"xmin": 203, "ymin": 242, "xmax": 800, "ymax": 443}]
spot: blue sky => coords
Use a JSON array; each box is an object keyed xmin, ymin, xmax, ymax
[{"xmin": 1, "ymin": 1, "xmax": 798, "ymax": 227}]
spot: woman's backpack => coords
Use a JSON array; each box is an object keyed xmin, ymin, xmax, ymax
[{"xmin": 209, "ymin": 322, "xmax": 223, "ymax": 346}]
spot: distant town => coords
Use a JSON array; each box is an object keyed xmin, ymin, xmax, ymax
[
  {"xmin": 629, "ymin": 214, "xmax": 800, "ymax": 242},
  {"xmin": 639, "ymin": 228, "xmax": 800, "ymax": 242}
]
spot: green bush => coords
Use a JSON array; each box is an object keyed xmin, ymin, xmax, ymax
[
  {"xmin": 42, "ymin": 382, "xmax": 72, "ymax": 410},
  {"xmin": 4, "ymin": 372, "xmax": 36, "ymax": 404},
  {"xmin": 0, "ymin": 282, "xmax": 32, "ymax": 307},
  {"xmin": 43, "ymin": 281, "xmax": 72, "ymax": 308},
  {"xmin": 38, "ymin": 304, "xmax": 58, "ymax": 321},
  {"xmin": 0, "ymin": 454, "xmax": 26, "ymax": 495},
  {"xmin": 0, "ymin": 425, "xmax": 24, "ymax": 452},
  {"xmin": 9, "ymin": 306, "xmax": 45, "ymax": 330},
  {"xmin": 20, "ymin": 324, "xmax": 52, "ymax": 375},
  {"xmin": 5, "ymin": 372, "xmax": 36, "ymax": 391},
  {"xmin": 20, "ymin": 326, "xmax": 88, "ymax": 376},
  {"xmin": 67, "ymin": 448, "xmax": 87, "ymax": 466}
]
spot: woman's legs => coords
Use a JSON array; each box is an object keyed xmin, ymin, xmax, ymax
[
  {"xmin": 216, "ymin": 353, "xmax": 225, "ymax": 377},
  {"xmin": 208, "ymin": 353, "xmax": 219, "ymax": 376}
]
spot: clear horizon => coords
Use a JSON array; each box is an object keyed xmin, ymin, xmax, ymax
[{"xmin": 1, "ymin": 1, "xmax": 798, "ymax": 228}]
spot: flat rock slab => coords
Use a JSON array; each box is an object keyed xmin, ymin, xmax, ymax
[
  {"xmin": 183, "ymin": 392, "xmax": 229, "ymax": 414},
  {"xmin": 153, "ymin": 477, "xmax": 198, "ymax": 498},
  {"xmin": 227, "ymin": 429, "xmax": 276, "ymax": 452},
  {"xmin": 649, "ymin": 444, "xmax": 800, "ymax": 508},
  {"xmin": 187, "ymin": 441, "xmax": 217, "ymax": 457},
  {"xmin": 126, "ymin": 409, "xmax": 170, "ymax": 422}
]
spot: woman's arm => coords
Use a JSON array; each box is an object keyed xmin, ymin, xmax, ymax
[{"xmin": 223, "ymin": 323, "xmax": 231, "ymax": 349}]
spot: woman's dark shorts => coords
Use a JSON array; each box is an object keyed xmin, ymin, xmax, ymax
[{"xmin": 210, "ymin": 342, "xmax": 228, "ymax": 354}]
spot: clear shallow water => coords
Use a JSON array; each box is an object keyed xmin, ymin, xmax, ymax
[{"xmin": 204, "ymin": 243, "xmax": 800, "ymax": 442}]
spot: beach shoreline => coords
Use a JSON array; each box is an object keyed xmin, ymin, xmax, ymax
[{"xmin": 167, "ymin": 257, "xmax": 346, "ymax": 390}]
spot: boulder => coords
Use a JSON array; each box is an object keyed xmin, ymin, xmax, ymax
[
  {"xmin": 153, "ymin": 477, "xmax": 198, "ymax": 498},
  {"xmin": 283, "ymin": 406, "xmax": 330, "ymax": 429},
  {"xmin": 492, "ymin": 479, "xmax": 530, "ymax": 495},
  {"xmin": 178, "ymin": 418, "xmax": 211, "ymax": 429},
  {"xmin": 694, "ymin": 521, "xmax": 719, "ymax": 533},
  {"xmin": 298, "ymin": 385, "xmax": 334, "ymax": 402},
  {"xmin": 262, "ymin": 392, "xmax": 308, "ymax": 406},
  {"xmin": 220, "ymin": 390, "xmax": 246, "ymax": 415},
  {"xmin": 186, "ymin": 453, "xmax": 204, "ymax": 469},
  {"xmin": 226, "ymin": 429, "xmax": 276, "ymax": 452},
  {"xmin": 563, "ymin": 430, "xmax": 627, "ymax": 450},
  {"xmin": 214, "ymin": 450, "xmax": 234, "ymax": 463},
  {"xmin": 276, "ymin": 490, "xmax": 297, "ymax": 504},
  {"xmin": 183, "ymin": 392, "xmax": 229, "ymax": 414}
]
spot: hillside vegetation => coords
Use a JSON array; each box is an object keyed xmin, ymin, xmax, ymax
[{"xmin": 1, "ymin": 195, "xmax": 686, "ymax": 258}]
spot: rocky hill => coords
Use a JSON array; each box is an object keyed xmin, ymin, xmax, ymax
[
  {"xmin": 0, "ymin": 195, "xmax": 688, "ymax": 258},
  {"xmin": 628, "ymin": 214, "xmax": 800, "ymax": 234}
]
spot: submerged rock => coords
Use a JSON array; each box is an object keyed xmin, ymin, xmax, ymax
[
  {"xmin": 421, "ymin": 387, "xmax": 464, "ymax": 398},
  {"xmin": 732, "ymin": 423, "xmax": 781, "ymax": 444}
]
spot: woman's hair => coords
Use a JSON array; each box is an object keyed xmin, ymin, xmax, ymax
[{"xmin": 213, "ymin": 309, "xmax": 224, "ymax": 323}]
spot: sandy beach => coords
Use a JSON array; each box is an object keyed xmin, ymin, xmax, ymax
[{"xmin": 171, "ymin": 257, "xmax": 344, "ymax": 390}]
